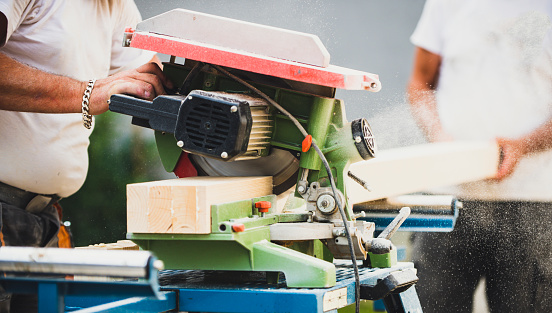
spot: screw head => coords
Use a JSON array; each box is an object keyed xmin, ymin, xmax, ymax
[
  {"xmin": 230, "ymin": 106, "xmax": 238, "ymax": 113},
  {"xmin": 317, "ymin": 194, "xmax": 336, "ymax": 214},
  {"xmin": 177, "ymin": 141, "xmax": 184, "ymax": 148},
  {"xmin": 221, "ymin": 152, "xmax": 228, "ymax": 158}
]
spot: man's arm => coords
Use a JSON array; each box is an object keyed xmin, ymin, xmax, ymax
[
  {"xmin": 0, "ymin": 52, "xmax": 173, "ymax": 115},
  {"xmin": 408, "ymin": 48, "xmax": 552, "ymax": 181},
  {"xmin": 407, "ymin": 47, "xmax": 453, "ymax": 142}
]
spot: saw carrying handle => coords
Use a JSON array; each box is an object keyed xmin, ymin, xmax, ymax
[{"xmin": 109, "ymin": 94, "xmax": 179, "ymax": 134}]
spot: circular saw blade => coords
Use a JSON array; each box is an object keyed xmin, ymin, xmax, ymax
[{"xmin": 190, "ymin": 148, "xmax": 299, "ymax": 195}]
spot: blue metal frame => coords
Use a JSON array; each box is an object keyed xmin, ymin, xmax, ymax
[
  {"xmin": 164, "ymin": 262, "xmax": 418, "ymax": 313},
  {"xmin": 0, "ymin": 277, "xmax": 168, "ymax": 313},
  {"xmin": 65, "ymin": 292, "xmax": 176, "ymax": 313},
  {"xmin": 0, "ymin": 253, "xmax": 165, "ymax": 313},
  {"xmin": 2, "ymin": 261, "xmax": 420, "ymax": 312},
  {"xmin": 362, "ymin": 211, "xmax": 458, "ymax": 233}
]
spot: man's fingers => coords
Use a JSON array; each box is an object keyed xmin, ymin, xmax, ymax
[
  {"xmin": 92, "ymin": 63, "xmax": 174, "ymax": 114},
  {"xmin": 136, "ymin": 62, "xmax": 174, "ymax": 90},
  {"xmin": 135, "ymin": 72, "xmax": 166, "ymax": 98},
  {"xmin": 495, "ymin": 152, "xmax": 515, "ymax": 180},
  {"xmin": 494, "ymin": 138, "xmax": 522, "ymax": 181},
  {"xmin": 109, "ymin": 79, "xmax": 157, "ymax": 101}
]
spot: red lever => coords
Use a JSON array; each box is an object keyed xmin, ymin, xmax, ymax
[
  {"xmin": 232, "ymin": 224, "xmax": 245, "ymax": 232},
  {"xmin": 302, "ymin": 135, "xmax": 313, "ymax": 152}
]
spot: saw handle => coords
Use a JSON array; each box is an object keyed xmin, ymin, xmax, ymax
[
  {"xmin": 366, "ymin": 207, "xmax": 411, "ymax": 255},
  {"xmin": 378, "ymin": 207, "xmax": 411, "ymax": 240},
  {"xmin": 109, "ymin": 94, "xmax": 181, "ymax": 133}
]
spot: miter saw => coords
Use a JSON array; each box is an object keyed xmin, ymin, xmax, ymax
[{"xmin": 109, "ymin": 9, "xmax": 420, "ymax": 290}]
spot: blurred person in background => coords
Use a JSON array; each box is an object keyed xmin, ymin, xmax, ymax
[
  {"xmin": 0, "ymin": 0, "xmax": 172, "ymax": 311},
  {"xmin": 407, "ymin": 0, "xmax": 552, "ymax": 312}
]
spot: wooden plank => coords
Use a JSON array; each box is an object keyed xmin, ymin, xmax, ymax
[
  {"xmin": 77, "ymin": 240, "xmax": 139, "ymax": 251},
  {"xmin": 346, "ymin": 141, "xmax": 500, "ymax": 204},
  {"xmin": 127, "ymin": 176, "xmax": 272, "ymax": 234},
  {"xmin": 136, "ymin": 8, "xmax": 331, "ymax": 67}
]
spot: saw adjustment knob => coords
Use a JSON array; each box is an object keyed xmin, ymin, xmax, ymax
[{"xmin": 255, "ymin": 201, "xmax": 271, "ymax": 213}]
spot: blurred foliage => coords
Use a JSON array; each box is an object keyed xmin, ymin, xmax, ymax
[{"xmin": 61, "ymin": 112, "xmax": 172, "ymax": 247}]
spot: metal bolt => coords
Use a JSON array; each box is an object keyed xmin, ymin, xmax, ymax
[
  {"xmin": 188, "ymin": 96, "xmax": 193, "ymax": 100},
  {"xmin": 177, "ymin": 141, "xmax": 184, "ymax": 148},
  {"xmin": 371, "ymin": 82, "xmax": 378, "ymax": 89},
  {"xmin": 355, "ymin": 136, "xmax": 362, "ymax": 143},
  {"xmin": 221, "ymin": 152, "xmax": 228, "ymax": 159},
  {"xmin": 317, "ymin": 194, "xmax": 336, "ymax": 214},
  {"xmin": 297, "ymin": 185, "xmax": 305, "ymax": 193},
  {"xmin": 230, "ymin": 106, "xmax": 238, "ymax": 113}
]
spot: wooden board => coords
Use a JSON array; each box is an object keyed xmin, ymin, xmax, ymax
[
  {"xmin": 347, "ymin": 141, "xmax": 500, "ymax": 204},
  {"xmin": 127, "ymin": 176, "xmax": 272, "ymax": 234},
  {"xmin": 77, "ymin": 240, "xmax": 139, "ymax": 251}
]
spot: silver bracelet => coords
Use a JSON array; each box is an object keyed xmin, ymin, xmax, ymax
[{"xmin": 81, "ymin": 79, "xmax": 96, "ymax": 129}]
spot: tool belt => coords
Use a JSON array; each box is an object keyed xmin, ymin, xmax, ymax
[{"xmin": 0, "ymin": 181, "xmax": 59, "ymax": 214}]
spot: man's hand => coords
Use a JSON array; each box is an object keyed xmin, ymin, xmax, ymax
[
  {"xmin": 494, "ymin": 119, "xmax": 552, "ymax": 181},
  {"xmin": 90, "ymin": 62, "xmax": 174, "ymax": 115},
  {"xmin": 494, "ymin": 137, "xmax": 526, "ymax": 181},
  {"xmin": 0, "ymin": 52, "xmax": 173, "ymax": 114}
]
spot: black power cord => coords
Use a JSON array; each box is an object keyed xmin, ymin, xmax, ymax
[{"xmin": 211, "ymin": 64, "xmax": 362, "ymax": 313}]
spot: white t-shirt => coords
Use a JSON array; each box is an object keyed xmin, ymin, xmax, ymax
[
  {"xmin": 411, "ymin": 0, "xmax": 552, "ymax": 201},
  {"xmin": 0, "ymin": 0, "xmax": 155, "ymax": 197}
]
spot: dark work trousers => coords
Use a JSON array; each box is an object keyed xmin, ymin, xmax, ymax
[
  {"xmin": 0, "ymin": 199, "xmax": 73, "ymax": 313},
  {"xmin": 412, "ymin": 200, "xmax": 552, "ymax": 313}
]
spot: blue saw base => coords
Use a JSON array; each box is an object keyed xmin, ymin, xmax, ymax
[{"xmin": 62, "ymin": 262, "xmax": 421, "ymax": 313}]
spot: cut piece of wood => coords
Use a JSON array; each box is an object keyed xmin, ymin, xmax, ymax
[
  {"xmin": 76, "ymin": 240, "xmax": 139, "ymax": 251},
  {"xmin": 127, "ymin": 176, "xmax": 272, "ymax": 234},
  {"xmin": 347, "ymin": 141, "xmax": 500, "ymax": 204}
]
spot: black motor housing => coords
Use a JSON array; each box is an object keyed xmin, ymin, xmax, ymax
[
  {"xmin": 109, "ymin": 90, "xmax": 271, "ymax": 162},
  {"xmin": 174, "ymin": 90, "xmax": 253, "ymax": 161}
]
